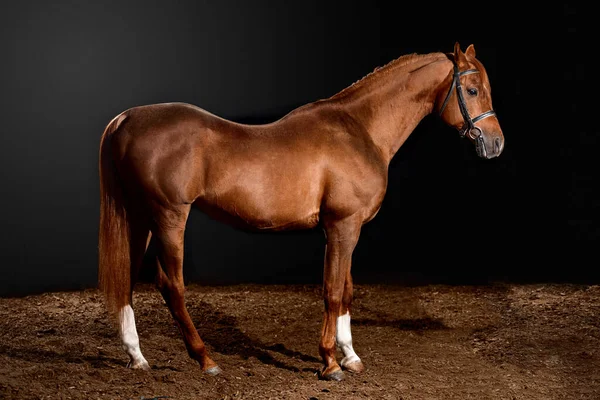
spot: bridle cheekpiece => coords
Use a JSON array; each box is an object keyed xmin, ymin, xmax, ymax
[{"xmin": 438, "ymin": 61, "xmax": 496, "ymax": 142}]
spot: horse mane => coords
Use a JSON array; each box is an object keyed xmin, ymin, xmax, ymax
[{"xmin": 329, "ymin": 52, "xmax": 447, "ymax": 100}]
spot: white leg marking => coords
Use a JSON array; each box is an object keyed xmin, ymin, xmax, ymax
[
  {"xmin": 336, "ymin": 311, "xmax": 360, "ymax": 367},
  {"xmin": 119, "ymin": 305, "xmax": 149, "ymax": 369}
]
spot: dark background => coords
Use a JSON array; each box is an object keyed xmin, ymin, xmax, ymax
[{"xmin": 0, "ymin": 1, "xmax": 594, "ymax": 296}]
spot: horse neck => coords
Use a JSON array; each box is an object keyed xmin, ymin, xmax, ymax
[{"xmin": 336, "ymin": 54, "xmax": 453, "ymax": 165}]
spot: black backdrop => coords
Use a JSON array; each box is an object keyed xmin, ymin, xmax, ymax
[{"xmin": 0, "ymin": 1, "xmax": 594, "ymax": 296}]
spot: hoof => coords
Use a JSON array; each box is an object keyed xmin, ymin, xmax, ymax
[
  {"xmin": 321, "ymin": 369, "xmax": 345, "ymax": 381},
  {"xmin": 204, "ymin": 366, "xmax": 222, "ymax": 376},
  {"xmin": 342, "ymin": 360, "xmax": 365, "ymax": 374},
  {"xmin": 127, "ymin": 360, "xmax": 150, "ymax": 370}
]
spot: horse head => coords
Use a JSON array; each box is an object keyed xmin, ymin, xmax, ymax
[{"xmin": 437, "ymin": 42, "xmax": 504, "ymax": 159}]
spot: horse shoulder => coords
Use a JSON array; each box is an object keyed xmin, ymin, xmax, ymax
[{"xmin": 316, "ymin": 125, "xmax": 388, "ymax": 221}]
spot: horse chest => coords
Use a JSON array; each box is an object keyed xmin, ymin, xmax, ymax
[{"xmin": 320, "ymin": 153, "xmax": 387, "ymax": 221}]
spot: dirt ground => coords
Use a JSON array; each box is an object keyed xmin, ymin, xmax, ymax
[{"xmin": 1, "ymin": 282, "xmax": 599, "ymax": 400}]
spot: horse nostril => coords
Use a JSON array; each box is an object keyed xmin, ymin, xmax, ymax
[{"xmin": 494, "ymin": 138, "xmax": 502, "ymax": 154}]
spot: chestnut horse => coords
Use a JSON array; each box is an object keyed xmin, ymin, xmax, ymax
[{"xmin": 98, "ymin": 43, "xmax": 504, "ymax": 381}]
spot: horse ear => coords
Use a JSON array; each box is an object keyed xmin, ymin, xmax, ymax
[
  {"xmin": 453, "ymin": 42, "xmax": 462, "ymax": 58},
  {"xmin": 453, "ymin": 42, "xmax": 468, "ymax": 66},
  {"xmin": 465, "ymin": 44, "xmax": 476, "ymax": 58}
]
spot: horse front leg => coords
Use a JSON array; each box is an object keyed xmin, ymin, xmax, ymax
[
  {"xmin": 319, "ymin": 215, "xmax": 362, "ymax": 381},
  {"xmin": 337, "ymin": 271, "xmax": 364, "ymax": 373}
]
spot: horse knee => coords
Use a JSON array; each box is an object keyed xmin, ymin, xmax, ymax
[
  {"xmin": 324, "ymin": 294, "xmax": 342, "ymax": 312},
  {"xmin": 170, "ymin": 280, "xmax": 185, "ymax": 295},
  {"xmin": 156, "ymin": 276, "xmax": 185, "ymax": 303}
]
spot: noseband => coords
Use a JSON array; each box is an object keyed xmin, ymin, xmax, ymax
[{"xmin": 438, "ymin": 62, "xmax": 496, "ymax": 141}]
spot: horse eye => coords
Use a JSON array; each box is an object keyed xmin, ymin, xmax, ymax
[{"xmin": 467, "ymin": 88, "xmax": 478, "ymax": 96}]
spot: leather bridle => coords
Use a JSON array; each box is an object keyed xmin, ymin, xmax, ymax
[{"xmin": 438, "ymin": 62, "xmax": 496, "ymax": 142}]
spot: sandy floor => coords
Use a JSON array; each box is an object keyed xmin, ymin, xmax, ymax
[{"xmin": 1, "ymin": 282, "xmax": 599, "ymax": 399}]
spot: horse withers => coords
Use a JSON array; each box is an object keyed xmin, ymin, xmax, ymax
[{"xmin": 98, "ymin": 42, "xmax": 503, "ymax": 381}]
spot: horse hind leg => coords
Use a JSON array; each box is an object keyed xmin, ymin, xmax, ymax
[
  {"xmin": 152, "ymin": 205, "xmax": 220, "ymax": 375},
  {"xmin": 118, "ymin": 218, "xmax": 151, "ymax": 370},
  {"xmin": 336, "ymin": 272, "xmax": 364, "ymax": 373},
  {"xmin": 119, "ymin": 306, "xmax": 149, "ymax": 370}
]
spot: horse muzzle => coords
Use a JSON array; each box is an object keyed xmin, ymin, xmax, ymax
[{"xmin": 464, "ymin": 127, "xmax": 504, "ymax": 159}]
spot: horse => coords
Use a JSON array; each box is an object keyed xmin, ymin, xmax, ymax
[{"xmin": 98, "ymin": 42, "xmax": 504, "ymax": 381}]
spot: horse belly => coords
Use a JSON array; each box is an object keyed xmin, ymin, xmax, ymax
[{"xmin": 196, "ymin": 161, "xmax": 324, "ymax": 231}]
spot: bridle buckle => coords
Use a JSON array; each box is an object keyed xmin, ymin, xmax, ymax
[{"xmin": 465, "ymin": 126, "xmax": 482, "ymax": 140}]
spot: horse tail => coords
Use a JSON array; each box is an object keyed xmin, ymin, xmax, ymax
[{"xmin": 98, "ymin": 112, "xmax": 130, "ymax": 316}]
